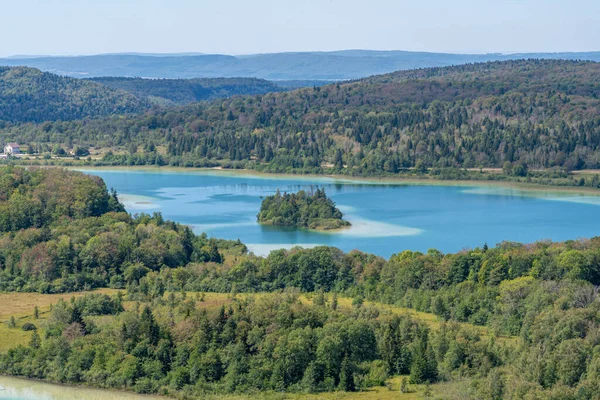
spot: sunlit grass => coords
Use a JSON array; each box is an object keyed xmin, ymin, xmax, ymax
[
  {"xmin": 192, "ymin": 378, "xmax": 468, "ymax": 400},
  {"xmin": 0, "ymin": 289, "xmax": 121, "ymax": 320},
  {"xmin": 0, "ymin": 289, "xmax": 121, "ymax": 352}
]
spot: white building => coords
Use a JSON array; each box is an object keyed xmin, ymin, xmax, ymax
[{"xmin": 3, "ymin": 143, "xmax": 21, "ymax": 155}]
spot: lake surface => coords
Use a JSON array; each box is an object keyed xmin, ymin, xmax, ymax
[
  {"xmin": 82, "ymin": 169, "xmax": 600, "ymax": 258},
  {"xmin": 0, "ymin": 376, "xmax": 162, "ymax": 400}
]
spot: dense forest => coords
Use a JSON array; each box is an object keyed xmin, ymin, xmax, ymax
[
  {"xmin": 0, "ymin": 167, "xmax": 235, "ymax": 293},
  {"xmin": 1, "ymin": 167, "xmax": 600, "ymax": 398},
  {"xmin": 0, "ymin": 67, "xmax": 151, "ymax": 123},
  {"xmin": 3, "ymin": 60, "xmax": 600, "ymax": 181},
  {"xmin": 257, "ymin": 188, "xmax": 350, "ymax": 230},
  {"xmin": 88, "ymin": 77, "xmax": 284, "ymax": 106}
]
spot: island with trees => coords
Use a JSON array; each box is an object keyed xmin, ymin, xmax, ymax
[{"xmin": 257, "ymin": 187, "xmax": 351, "ymax": 231}]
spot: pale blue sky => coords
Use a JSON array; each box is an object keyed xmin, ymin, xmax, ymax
[{"xmin": 2, "ymin": 0, "xmax": 599, "ymax": 57}]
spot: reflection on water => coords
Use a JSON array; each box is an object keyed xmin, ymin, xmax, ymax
[
  {"xmin": 0, "ymin": 376, "xmax": 162, "ymax": 400},
  {"xmin": 462, "ymin": 187, "xmax": 600, "ymax": 204},
  {"xmin": 117, "ymin": 194, "xmax": 160, "ymax": 211}
]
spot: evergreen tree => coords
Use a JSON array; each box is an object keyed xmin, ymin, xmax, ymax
[
  {"xmin": 410, "ymin": 330, "xmax": 437, "ymax": 384},
  {"xmin": 314, "ymin": 289, "xmax": 326, "ymax": 306},
  {"xmin": 331, "ymin": 292, "xmax": 338, "ymax": 311},
  {"xmin": 29, "ymin": 330, "xmax": 41, "ymax": 349},
  {"xmin": 338, "ymin": 356, "xmax": 355, "ymax": 392},
  {"xmin": 301, "ymin": 362, "xmax": 320, "ymax": 393},
  {"xmin": 334, "ymin": 149, "xmax": 344, "ymax": 169},
  {"xmin": 140, "ymin": 306, "xmax": 160, "ymax": 345}
]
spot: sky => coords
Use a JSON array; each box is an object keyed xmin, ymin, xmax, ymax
[{"xmin": 1, "ymin": 0, "xmax": 599, "ymax": 57}]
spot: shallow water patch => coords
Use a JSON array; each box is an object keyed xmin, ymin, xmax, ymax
[{"xmin": 117, "ymin": 194, "xmax": 160, "ymax": 210}]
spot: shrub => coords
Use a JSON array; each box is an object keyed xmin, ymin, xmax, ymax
[{"xmin": 21, "ymin": 322, "xmax": 37, "ymax": 331}]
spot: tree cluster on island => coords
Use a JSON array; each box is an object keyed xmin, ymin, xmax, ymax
[
  {"xmin": 1, "ymin": 168, "xmax": 600, "ymax": 398},
  {"xmin": 257, "ymin": 187, "xmax": 350, "ymax": 230}
]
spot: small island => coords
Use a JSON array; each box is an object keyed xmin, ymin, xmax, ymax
[{"xmin": 257, "ymin": 187, "xmax": 351, "ymax": 231}]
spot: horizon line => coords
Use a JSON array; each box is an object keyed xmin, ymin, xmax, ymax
[{"xmin": 4, "ymin": 48, "xmax": 600, "ymax": 59}]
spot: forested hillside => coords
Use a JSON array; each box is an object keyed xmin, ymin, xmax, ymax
[
  {"xmin": 88, "ymin": 77, "xmax": 283, "ymax": 106},
  {"xmin": 0, "ymin": 67, "xmax": 151, "ymax": 123},
  {"xmin": 1, "ymin": 167, "xmax": 600, "ymax": 398},
  {"xmin": 4, "ymin": 60, "xmax": 600, "ymax": 177}
]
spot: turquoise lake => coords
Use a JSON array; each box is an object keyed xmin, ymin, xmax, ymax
[{"xmin": 82, "ymin": 169, "xmax": 600, "ymax": 258}]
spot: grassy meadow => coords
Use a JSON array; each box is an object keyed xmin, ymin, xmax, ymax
[{"xmin": 0, "ymin": 289, "xmax": 121, "ymax": 351}]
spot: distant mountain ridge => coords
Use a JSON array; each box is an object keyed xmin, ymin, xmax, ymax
[{"xmin": 3, "ymin": 50, "xmax": 600, "ymax": 80}]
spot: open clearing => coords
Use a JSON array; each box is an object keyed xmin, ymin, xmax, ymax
[{"xmin": 0, "ymin": 289, "xmax": 121, "ymax": 351}]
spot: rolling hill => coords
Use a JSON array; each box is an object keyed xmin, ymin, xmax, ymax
[
  {"xmin": 3, "ymin": 60, "xmax": 600, "ymax": 178},
  {"xmin": 3, "ymin": 50, "xmax": 600, "ymax": 80},
  {"xmin": 0, "ymin": 67, "xmax": 297, "ymax": 122},
  {"xmin": 0, "ymin": 66, "xmax": 151, "ymax": 123},
  {"xmin": 88, "ymin": 76, "xmax": 284, "ymax": 106}
]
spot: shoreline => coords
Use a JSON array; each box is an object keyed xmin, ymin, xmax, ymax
[
  {"xmin": 67, "ymin": 165, "xmax": 600, "ymax": 197},
  {"xmin": 0, "ymin": 375, "xmax": 164, "ymax": 399},
  {"xmin": 258, "ymin": 220, "xmax": 352, "ymax": 233}
]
